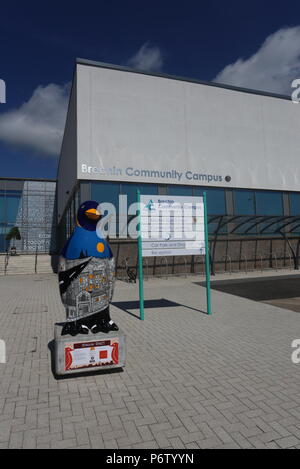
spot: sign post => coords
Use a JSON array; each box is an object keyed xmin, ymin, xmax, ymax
[
  {"xmin": 203, "ymin": 192, "xmax": 212, "ymax": 315},
  {"xmin": 137, "ymin": 190, "xmax": 145, "ymax": 320},
  {"xmin": 137, "ymin": 193, "xmax": 212, "ymax": 318}
]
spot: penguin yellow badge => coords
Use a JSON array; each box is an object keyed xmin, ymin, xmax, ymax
[{"xmin": 96, "ymin": 242, "xmax": 105, "ymax": 253}]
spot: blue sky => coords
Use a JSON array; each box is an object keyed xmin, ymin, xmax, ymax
[{"xmin": 1, "ymin": 0, "xmax": 300, "ymax": 179}]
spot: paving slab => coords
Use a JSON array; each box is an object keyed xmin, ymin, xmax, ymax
[{"xmin": 0, "ymin": 272, "xmax": 300, "ymax": 449}]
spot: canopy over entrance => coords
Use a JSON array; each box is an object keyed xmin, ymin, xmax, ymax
[{"xmin": 208, "ymin": 215, "xmax": 300, "ymax": 272}]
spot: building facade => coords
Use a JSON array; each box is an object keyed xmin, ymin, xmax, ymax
[
  {"xmin": 57, "ymin": 59, "xmax": 300, "ymax": 274},
  {"xmin": 0, "ymin": 178, "xmax": 57, "ymax": 254}
]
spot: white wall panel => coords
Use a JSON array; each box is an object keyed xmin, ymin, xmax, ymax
[{"xmin": 75, "ymin": 62, "xmax": 300, "ymax": 192}]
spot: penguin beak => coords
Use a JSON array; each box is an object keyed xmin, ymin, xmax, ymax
[{"xmin": 85, "ymin": 208, "xmax": 101, "ymax": 220}]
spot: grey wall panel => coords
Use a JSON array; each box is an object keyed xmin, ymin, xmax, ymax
[{"xmin": 57, "ymin": 73, "xmax": 78, "ymax": 221}]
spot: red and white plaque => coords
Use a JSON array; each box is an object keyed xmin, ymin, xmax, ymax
[{"xmin": 65, "ymin": 339, "xmax": 119, "ymax": 371}]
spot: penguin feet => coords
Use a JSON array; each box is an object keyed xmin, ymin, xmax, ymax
[
  {"xmin": 61, "ymin": 322, "xmax": 78, "ymax": 336},
  {"xmin": 61, "ymin": 322, "xmax": 89, "ymax": 336},
  {"xmin": 107, "ymin": 319, "xmax": 119, "ymax": 331},
  {"xmin": 90, "ymin": 319, "xmax": 119, "ymax": 334},
  {"xmin": 62, "ymin": 319, "xmax": 119, "ymax": 336},
  {"xmin": 78, "ymin": 324, "xmax": 89, "ymax": 335},
  {"xmin": 90, "ymin": 323, "xmax": 104, "ymax": 334},
  {"xmin": 90, "ymin": 319, "xmax": 110, "ymax": 334}
]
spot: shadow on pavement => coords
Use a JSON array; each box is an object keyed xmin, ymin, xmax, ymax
[
  {"xmin": 196, "ymin": 274, "xmax": 300, "ymax": 312},
  {"xmin": 112, "ymin": 298, "xmax": 207, "ymax": 318}
]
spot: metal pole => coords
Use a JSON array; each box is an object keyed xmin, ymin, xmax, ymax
[
  {"xmin": 35, "ymin": 245, "xmax": 38, "ymax": 274},
  {"xmin": 137, "ymin": 190, "xmax": 145, "ymax": 320},
  {"xmin": 203, "ymin": 192, "xmax": 212, "ymax": 315}
]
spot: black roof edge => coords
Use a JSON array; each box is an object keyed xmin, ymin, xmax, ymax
[{"xmin": 76, "ymin": 58, "xmax": 292, "ymax": 102}]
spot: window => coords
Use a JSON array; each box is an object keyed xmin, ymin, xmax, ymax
[
  {"xmin": 91, "ymin": 182, "xmax": 121, "ymax": 237},
  {"xmin": 91, "ymin": 182, "xmax": 120, "ymax": 209},
  {"xmin": 168, "ymin": 185, "xmax": 193, "ymax": 197},
  {"xmin": 0, "ymin": 193, "xmax": 5, "ymax": 223},
  {"xmin": 0, "ymin": 227, "xmax": 8, "ymax": 252},
  {"xmin": 234, "ymin": 190, "xmax": 255, "ymax": 215},
  {"xmin": 290, "ymin": 193, "xmax": 300, "ymax": 216},
  {"xmin": 255, "ymin": 191, "xmax": 283, "ymax": 215},
  {"xmin": 120, "ymin": 183, "xmax": 158, "ymax": 208},
  {"xmin": 118, "ymin": 183, "xmax": 158, "ymax": 238},
  {"xmin": 6, "ymin": 194, "xmax": 21, "ymax": 223},
  {"xmin": 0, "ymin": 191, "xmax": 22, "ymax": 225},
  {"xmin": 193, "ymin": 187, "xmax": 226, "ymax": 215}
]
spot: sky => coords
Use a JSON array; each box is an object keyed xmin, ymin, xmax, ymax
[{"xmin": 1, "ymin": 0, "xmax": 300, "ymax": 179}]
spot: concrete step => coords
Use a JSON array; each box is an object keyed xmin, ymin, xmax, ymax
[{"xmin": 0, "ymin": 254, "xmax": 55, "ymax": 275}]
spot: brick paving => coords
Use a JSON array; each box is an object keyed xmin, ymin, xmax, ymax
[{"xmin": 0, "ymin": 272, "xmax": 300, "ymax": 449}]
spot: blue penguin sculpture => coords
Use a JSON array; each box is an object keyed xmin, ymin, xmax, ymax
[{"xmin": 58, "ymin": 201, "xmax": 119, "ymax": 336}]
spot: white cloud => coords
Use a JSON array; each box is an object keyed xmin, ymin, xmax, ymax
[
  {"xmin": 0, "ymin": 83, "xmax": 70, "ymax": 157},
  {"xmin": 214, "ymin": 26, "xmax": 300, "ymax": 95},
  {"xmin": 126, "ymin": 42, "xmax": 164, "ymax": 72}
]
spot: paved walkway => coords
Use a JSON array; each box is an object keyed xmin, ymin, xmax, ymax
[{"xmin": 0, "ymin": 273, "xmax": 300, "ymax": 449}]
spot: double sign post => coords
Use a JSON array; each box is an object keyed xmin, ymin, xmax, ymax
[{"xmin": 137, "ymin": 190, "xmax": 212, "ymax": 319}]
